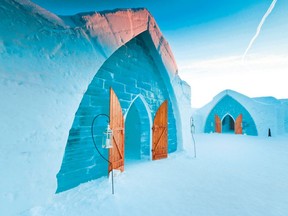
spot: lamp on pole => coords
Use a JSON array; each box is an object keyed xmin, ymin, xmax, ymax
[
  {"xmin": 190, "ymin": 116, "xmax": 197, "ymax": 158},
  {"xmin": 91, "ymin": 114, "xmax": 115, "ymax": 194}
]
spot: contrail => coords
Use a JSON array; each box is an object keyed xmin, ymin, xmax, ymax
[{"xmin": 242, "ymin": 0, "xmax": 278, "ymax": 60}]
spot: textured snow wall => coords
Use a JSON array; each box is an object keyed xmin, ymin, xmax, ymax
[
  {"xmin": 285, "ymin": 105, "xmax": 288, "ymax": 133},
  {"xmin": 254, "ymin": 97, "xmax": 288, "ymax": 135},
  {"xmin": 204, "ymin": 95, "xmax": 258, "ymax": 135},
  {"xmin": 193, "ymin": 90, "xmax": 287, "ymax": 137},
  {"xmin": 57, "ymin": 32, "xmax": 178, "ymax": 192},
  {"xmin": 283, "ymin": 100, "xmax": 288, "ymax": 133},
  {"xmin": 0, "ymin": 0, "xmax": 192, "ymax": 214}
]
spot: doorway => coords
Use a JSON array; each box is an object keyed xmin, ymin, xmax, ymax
[
  {"xmin": 222, "ymin": 114, "xmax": 235, "ymax": 133},
  {"xmin": 125, "ymin": 96, "xmax": 151, "ymax": 162}
]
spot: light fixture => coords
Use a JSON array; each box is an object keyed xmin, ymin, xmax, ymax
[
  {"xmin": 102, "ymin": 124, "xmax": 113, "ymax": 149},
  {"xmin": 91, "ymin": 114, "xmax": 115, "ymax": 194}
]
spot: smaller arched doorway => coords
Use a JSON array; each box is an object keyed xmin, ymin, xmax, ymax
[
  {"xmin": 125, "ymin": 96, "xmax": 151, "ymax": 162},
  {"xmin": 222, "ymin": 114, "xmax": 235, "ymax": 133}
]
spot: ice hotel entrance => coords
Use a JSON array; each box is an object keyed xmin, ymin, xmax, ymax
[{"xmin": 56, "ymin": 25, "xmax": 186, "ymax": 192}]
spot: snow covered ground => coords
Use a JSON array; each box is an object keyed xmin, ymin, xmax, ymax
[{"xmin": 22, "ymin": 133, "xmax": 288, "ymax": 216}]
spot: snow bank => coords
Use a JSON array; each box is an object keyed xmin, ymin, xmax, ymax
[
  {"xmin": 24, "ymin": 133, "xmax": 288, "ymax": 216},
  {"xmin": 0, "ymin": 0, "xmax": 191, "ymax": 214}
]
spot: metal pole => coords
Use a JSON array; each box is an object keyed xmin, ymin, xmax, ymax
[
  {"xmin": 111, "ymin": 169, "xmax": 114, "ymax": 195},
  {"xmin": 192, "ymin": 132, "xmax": 196, "ymax": 158},
  {"xmin": 91, "ymin": 114, "xmax": 115, "ymax": 195},
  {"xmin": 190, "ymin": 116, "xmax": 197, "ymax": 158}
]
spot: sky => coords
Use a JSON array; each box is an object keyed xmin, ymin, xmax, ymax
[{"xmin": 32, "ymin": 0, "xmax": 288, "ymax": 108}]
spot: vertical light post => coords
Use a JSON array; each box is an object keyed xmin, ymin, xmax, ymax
[
  {"xmin": 190, "ymin": 116, "xmax": 197, "ymax": 158},
  {"xmin": 91, "ymin": 114, "xmax": 115, "ymax": 194}
]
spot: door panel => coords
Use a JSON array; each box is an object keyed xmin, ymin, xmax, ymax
[
  {"xmin": 109, "ymin": 88, "xmax": 125, "ymax": 173},
  {"xmin": 235, "ymin": 114, "xmax": 243, "ymax": 134},
  {"xmin": 152, "ymin": 100, "xmax": 168, "ymax": 160},
  {"xmin": 215, "ymin": 114, "xmax": 221, "ymax": 133}
]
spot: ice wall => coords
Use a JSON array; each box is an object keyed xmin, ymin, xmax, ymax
[{"xmin": 0, "ymin": 0, "xmax": 192, "ymax": 214}]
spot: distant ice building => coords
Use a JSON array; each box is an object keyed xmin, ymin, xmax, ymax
[{"xmin": 192, "ymin": 89, "xmax": 288, "ymax": 136}]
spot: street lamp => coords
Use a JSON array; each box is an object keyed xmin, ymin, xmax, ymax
[
  {"xmin": 91, "ymin": 114, "xmax": 115, "ymax": 194},
  {"xmin": 190, "ymin": 116, "xmax": 197, "ymax": 158}
]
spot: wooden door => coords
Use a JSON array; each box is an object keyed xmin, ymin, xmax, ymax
[
  {"xmin": 235, "ymin": 114, "xmax": 243, "ymax": 134},
  {"xmin": 152, "ymin": 100, "xmax": 168, "ymax": 160},
  {"xmin": 215, "ymin": 114, "xmax": 221, "ymax": 133},
  {"xmin": 109, "ymin": 88, "xmax": 125, "ymax": 173}
]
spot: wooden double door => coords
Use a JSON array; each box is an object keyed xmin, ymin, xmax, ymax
[
  {"xmin": 108, "ymin": 88, "xmax": 168, "ymax": 173},
  {"xmin": 214, "ymin": 114, "xmax": 243, "ymax": 134}
]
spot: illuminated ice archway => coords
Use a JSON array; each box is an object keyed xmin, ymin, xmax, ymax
[
  {"xmin": 124, "ymin": 95, "xmax": 152, "ymax": 161},
  {"xmin": 56, "ymin": 31, "xmax": 179, "ymax": 192},
  {"xmin": 204, "ymin": 94, "xmax": 258, "ymax": 135},
  {"xmin": 221, "ymin": 113, "xmax": 235, "ymax": 133}
]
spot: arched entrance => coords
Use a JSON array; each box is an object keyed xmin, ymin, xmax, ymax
[
  {"xmin": 125, "ymin": 96, "xmax": 151, "ymax": 162},
  {"xmin": 222, "ymin": 114, "xmax": 235, "ymax": 133},
  {"xmin": 56, "ymin": 31, "xmax": 178, "ymax": 192},
  {"xmin": 204, "ymin": 95, "xmax": 258, "ymax": 135}
]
